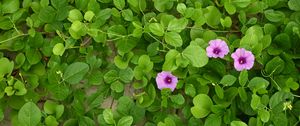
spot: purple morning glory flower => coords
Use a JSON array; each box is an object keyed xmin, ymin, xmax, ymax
[
  {"xmin": 206, "ymin": 39, "xmax": 229, "ymax": 58},
  {"xmin": 156, "ymin": 71, "xmax": 178, "ymax": 92},
  {"xmin": 231, "ymin": 48, "xmax": 255, "ymax": 71}
]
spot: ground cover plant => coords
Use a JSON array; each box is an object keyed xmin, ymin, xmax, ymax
[{"xmin": 0, "ymin": 0, "xmax": 300, "ymax": 125}]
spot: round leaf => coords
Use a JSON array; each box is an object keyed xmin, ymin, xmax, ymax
[
  {"xmin": 191, "ymin": 94, "xmax": 213, "ymax": 118},
  {"xmin": 52, "ymin": 43, "xmax": 65, "ymax": 56},
  {"xmin": 18, "ymin": 102, "xmax": 41, "ymax": 126},
  {"xmin": 182, "ymin": 45, "xmax": 208, "ymax": 67}
]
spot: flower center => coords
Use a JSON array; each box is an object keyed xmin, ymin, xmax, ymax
[
  {"xmin": 238, "ymin": 57, "xmax": 247, "ymax": 64},
  {"xmin": 164, "ymin": 76, "xmax": 172, "ymax": 84},
  {"xmin": 213, "ymin": 48, "xmax": 221, "ymax": 54}
]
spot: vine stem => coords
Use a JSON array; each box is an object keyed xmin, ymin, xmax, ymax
[{"xmin": 0, "ymin": 34, "xmax": 28, "ymax": 44}]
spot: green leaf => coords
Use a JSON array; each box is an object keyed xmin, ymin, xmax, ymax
[
  {"xmin": 39, "ymin": 6, "xmax": 56, "ymax": 23},
  {"xmin": 45, "ymin": 115, "xmax": 58, "ymax": 126},
  {"xmin": 44, "ymin": 100, "xmax": 57, "ymax": 115},
  {"xmin": 113, "ymin": 0, "xmax": 125, "ymax": 10},
  {"xmin": 127, "ymin": 0, "xmax": 146, "ymax": 13},
  {"xmin": 239, "ymin": 70, "xmax": 248, "ymax": 86},
  {"xmin": 250, "ymin": 94, "xmax": 261, "ymax": 110},
  {"xmin": 117, "ymin": 116, "xmax": 133, "ymax": 126},
  {"xmin": 18, "ymin": 102, "xmax": 41, "ymax": 126},
  {"xmin": 269, "ymin": 91, "xmax": 293, "ymax": 109},
  {"xmin": 116, "ymin": 96, "xmax": 134, "ymax": 115},
  {"xmin": 204, "ymin": 114, "xmax": 221, "ymax": 126},
  {"xmin": 288, "ymin": 0, "xmax": 300, "ymax": 11},
  {"xmin": 0, "ymin": 108, "xmax": 3, "ymax": 121},
  {"xmin": 167, "ymin": 18, "xmax": 188, "ymax": 32},
  {"xmin": 258, "ymin": 109, "xmax": 270, "ymax": 123},
  {"xmin": 51, "ymin": 0, "xmax": 68, "ymax": 9},
  {"xmin": 63, "ymin": 62, "xmax": 89, "ymax": 84},
  {"xmin": 138, "ymin": 55, "xmax": 153, "ymax": 72},
  {"xmin": 164, "ymin": 32, "xmax": 183, "ymax": 47},
  {"xmin": 103, "ymin": 109, "xmax": 115, "ymax": 125},
  {"xmin": 265, "ymin": 56, "xmax": 285, "ymax": 75},
  {"xmin": 224, "ymin": 2, "xmax": 236, "ymax": 15},
  {"xmin": 116, "ymin": 37, "xmax": 138, "ymax": 53},
  {"xmin": 248, "ymin": 77, "xmax": 269, "ymax": 92},
  {"xmin": 274, "ymin": 33, "xmax": 290, "ymax": 50},
  {"xmin": 191, "ymin": 94, "xmax": 213, "ymax": 118},
  {"xmin": 185, "ymin": 84, "xmax": 196, "ymax": 97},
  {"xmin": 230, "ymin": 121, "xmax": 248, "ymax": 126},
  {"xmin": 153, "ymin": 0, "xmax": 174, "ymax": 12},
  {"xmin": 119, "ymin": 68, "xmax": 134, "ymax": 83},
  {"xmin": 0, "ymin": 57, "xmax": 14, "ymax": 81},
  {"xmin": 204, "ymin": 6, "xmax": 221, "ymax": 28},
  {"xmin": 4, "ymin": 86, "xmax": 14, "ymax": 96},
  {"xmin": 107, "ymin": 25, "xmax": 126, "ymax": 39},
  {"xmin": 84, "ymin": 11, "xmax": 95, "ymax": 22},
  {"xmin": 240, "ymin": 34, "xmax": 258, "ymax": 48},
  {"xmin": 26, "ymin": 48, "xmax": 42, "ymax": 65},
  {"xmin": 286, "ymin": 78, "xmax": 299, "ymax": 90},
  {"xmin": 55, "ymin": 105, "xmax": 64, "ymax": 119},
  {"xmin": 114, "ymin": 52, "xmax": 133, "ymax": 69},
  {"xmin": 0, "ymin": 17, "xmax": 13, "ymax": 30},
  {"xmin": 176, "ymin": 3, "xmax": 186, "ymax": 14},
  {"xmin": 232, "ymin": 0, "xmax": 251, "ymax": 8},
  {"xmin": 104, "ymin": 70, "xmax": 119, "ymax": 83},
  {"xmin": 182, "ymin": 45, "xmax": 208, "ymax": 67},
  {"xmin": 220, "ymin": 75, "xmax": 237, "ymax": 86},
  {"xmin": 122, "ymin": 9, "xmax": 133, "ymax": 21},
  {"xmin": 137, "ymin": 84, "xmax": 156, "ymax": 107},
  {"xmin": 15, "ymin": 53, "xmax": 25, "ymax": 68},
  {"xmin": 220, "ymin": 16, "xmax": 232, "ymax": 28},
  {"xmin": 111, "ymin": 81, "xmax": 124, "ymax": 93},
  {"xmin": 2, "ymin": 0, "xmax": 20, "ymax": 14},
  {"xmin": 149, "ymin": 23, "xmax": 165, "ymax": 36},
  {"xmin": 264, "ymin": 9, "xmax": 285, "ymax": 22},
  {"xmin": 215, "ymin": 85, "xmax": 224, "ymax": 99},
  {"xmin": 162, "ymin": 50, "xmax": 179, "ymax": 71},
  {"xmin": 170, "ymin": 94, "xmax": 185, "ymax": 105},
  {"xmin": 52, "ymin": 43, "xmax": 65, "ymax": 56},
  {"xmin": 271, "ymin": 112, "xmax": 288, "ymax": 126},
  {"xmin": 14, "ymin": 80, "xmax": 27, "ymax": 95},
  {"xmin": 238, "ymin": 87, "xmax": 248, "ymax": 102}
]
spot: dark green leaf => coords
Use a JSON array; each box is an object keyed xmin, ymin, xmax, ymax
[{"xmin": 63, "ymin": 62, "xmax": 89, "ymax": 84}]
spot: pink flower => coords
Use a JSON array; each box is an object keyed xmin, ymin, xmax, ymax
[
  {"xmin": 206, "ymin": 39, "xmax": 229, "ymax": 58},
  {"xmin": 156, "ymin": 71, "xmax": 178, "ymax": 91},
  {"xmin": 231, "ymin": 48, "xmax": 255, "ymax": 71}
]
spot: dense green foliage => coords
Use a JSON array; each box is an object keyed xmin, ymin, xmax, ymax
[{"xmin": 0, "ymin": 0, "xmax": 300, "ymax": 126}]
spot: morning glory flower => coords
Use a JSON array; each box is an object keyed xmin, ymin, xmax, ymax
[
  {"xmin": 156, "ymin": 71, "xmax": 178, "ymax": 92},
  {"xmin": 206, "ymin": 39, "xmax": 229, "ymax": 58},
  {"xmin": 231, "ymin": 48, "xmax": 255, "ymax": 71}
]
